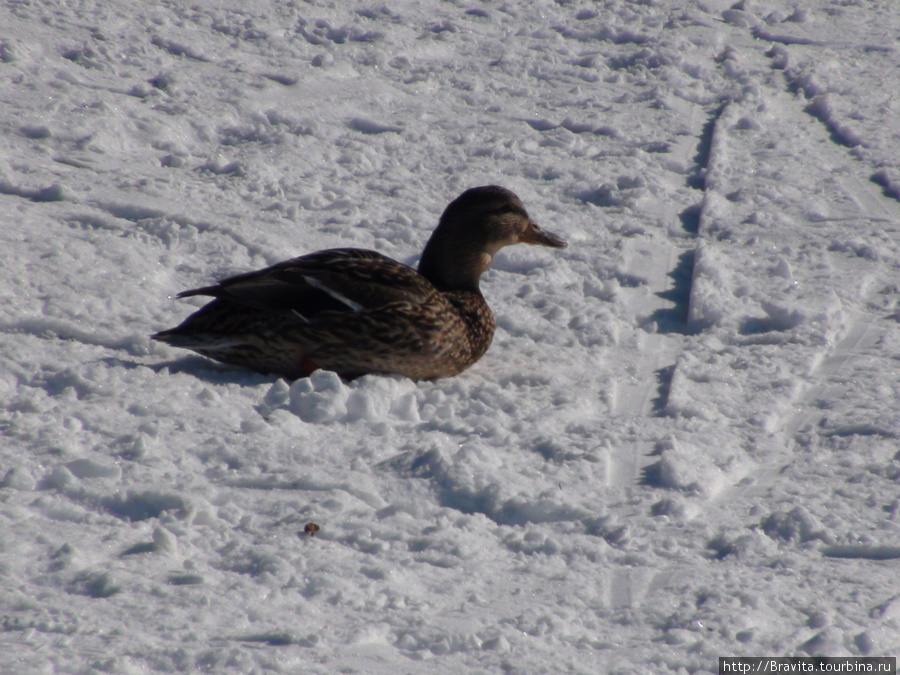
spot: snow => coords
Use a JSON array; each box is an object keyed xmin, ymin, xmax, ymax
[{"xmin": 2, "ymin": 0, "xmax": 900, "ymax": 672}]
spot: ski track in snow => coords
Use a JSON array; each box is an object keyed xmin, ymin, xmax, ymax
[
  {"xmin": 688, "ymin": 21, "xmax": 900, "ymax": 527},
  {"xmin": 2, "ymin": 1, "xmax": 900, "ymax": 672}
]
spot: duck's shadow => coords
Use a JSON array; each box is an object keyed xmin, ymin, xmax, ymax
[{"xmin": 102, "ymin": 355, "xmax": 275, "ymax": 387}]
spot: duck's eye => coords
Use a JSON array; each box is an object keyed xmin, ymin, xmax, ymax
[{"xmin": 496, "ymin": 204, "xmax": 525, "ymax": 217}]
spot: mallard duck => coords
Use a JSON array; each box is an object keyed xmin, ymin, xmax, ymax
[{"xmin": 152, "ymin": 185, "xmax": 566, "ymax": 379}]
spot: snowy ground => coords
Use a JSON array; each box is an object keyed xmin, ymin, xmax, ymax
[{"xmin": 2, "ymin": 0, "xmax": 900, "ymax": 672}]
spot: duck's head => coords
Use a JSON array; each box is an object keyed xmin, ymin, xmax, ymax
[{"xmin": 418, "ymin": 186, "xmax": 567, "ymax": 292}]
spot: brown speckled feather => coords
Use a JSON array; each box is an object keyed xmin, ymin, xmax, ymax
[{"xmin": 152, "ymin": 186, "xmax": 565, "ymax": 380}]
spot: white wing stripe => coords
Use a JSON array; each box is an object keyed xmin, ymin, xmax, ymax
[{"xmin": 302, "ymin": 275, "xmax": 364, "ymax": 312}]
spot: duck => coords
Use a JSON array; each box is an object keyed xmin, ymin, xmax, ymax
[{"xmin": 151, "ymin": 185, "xmax": 567, "ymax": 380}]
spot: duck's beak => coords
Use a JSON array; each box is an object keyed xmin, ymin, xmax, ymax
[{"xmin": 520, "ymin": 220, "xmax": 567, "ymax": 248}]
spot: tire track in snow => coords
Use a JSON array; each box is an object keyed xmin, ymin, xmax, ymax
[
  {"xmin": 608, "ymin": 50, "xmax": 900, "ymax": 602},
  {"xmin": 839, "ymin": 173, "xmax": 900, "ymax": 227},
  {"xmin": 606, "ymin": 99, "xmax": 713, "ymax": 609},
  {"xmin": 695, "ymin": 79, "xmax": 900, "ymax": 535},
  {"xmin": 700, "ymin": 302, "xmax": 892, "ymax": 542},
  {"xmin": 607, "ymin": 240, "xmax": 685, "ymax": 491},
  {"xmin": 782, "ymin": 318, "xmax": 884, "ymax": 445},
  {"xmin": 606, "ymin": 99, "xmax": 728, "ymax": 495},
  {"xmin": 772, "ymin": 36, "xmax": 900, "ymax": 464},
  {"xmin": 780, "ymin": 171, "xmax": 900, "ymax": 453},
  {"xmin": 605, "ymin": 97, "xmax": 710, "ymax": 496},
  {"xmin": 606, "ymin": 241, "xmax": 697, "ymax": 609},
  {"xmin": 606, "ymin": 61, "xmax": 897, "ymax": 600}
]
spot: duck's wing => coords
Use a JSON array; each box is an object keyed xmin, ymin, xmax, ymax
[{"xmin": 177, "ymin": 248, "xmax": 435, "ymax": 321}]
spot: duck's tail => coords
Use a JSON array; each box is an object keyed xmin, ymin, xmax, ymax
[{"xmin": 151, "ymin": 329, "xmax": 244, "ymax": 351}]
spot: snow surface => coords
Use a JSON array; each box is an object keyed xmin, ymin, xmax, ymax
[{"xmin": 2, "ymin": 0, "xmax": 900, "ymax": 672}]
